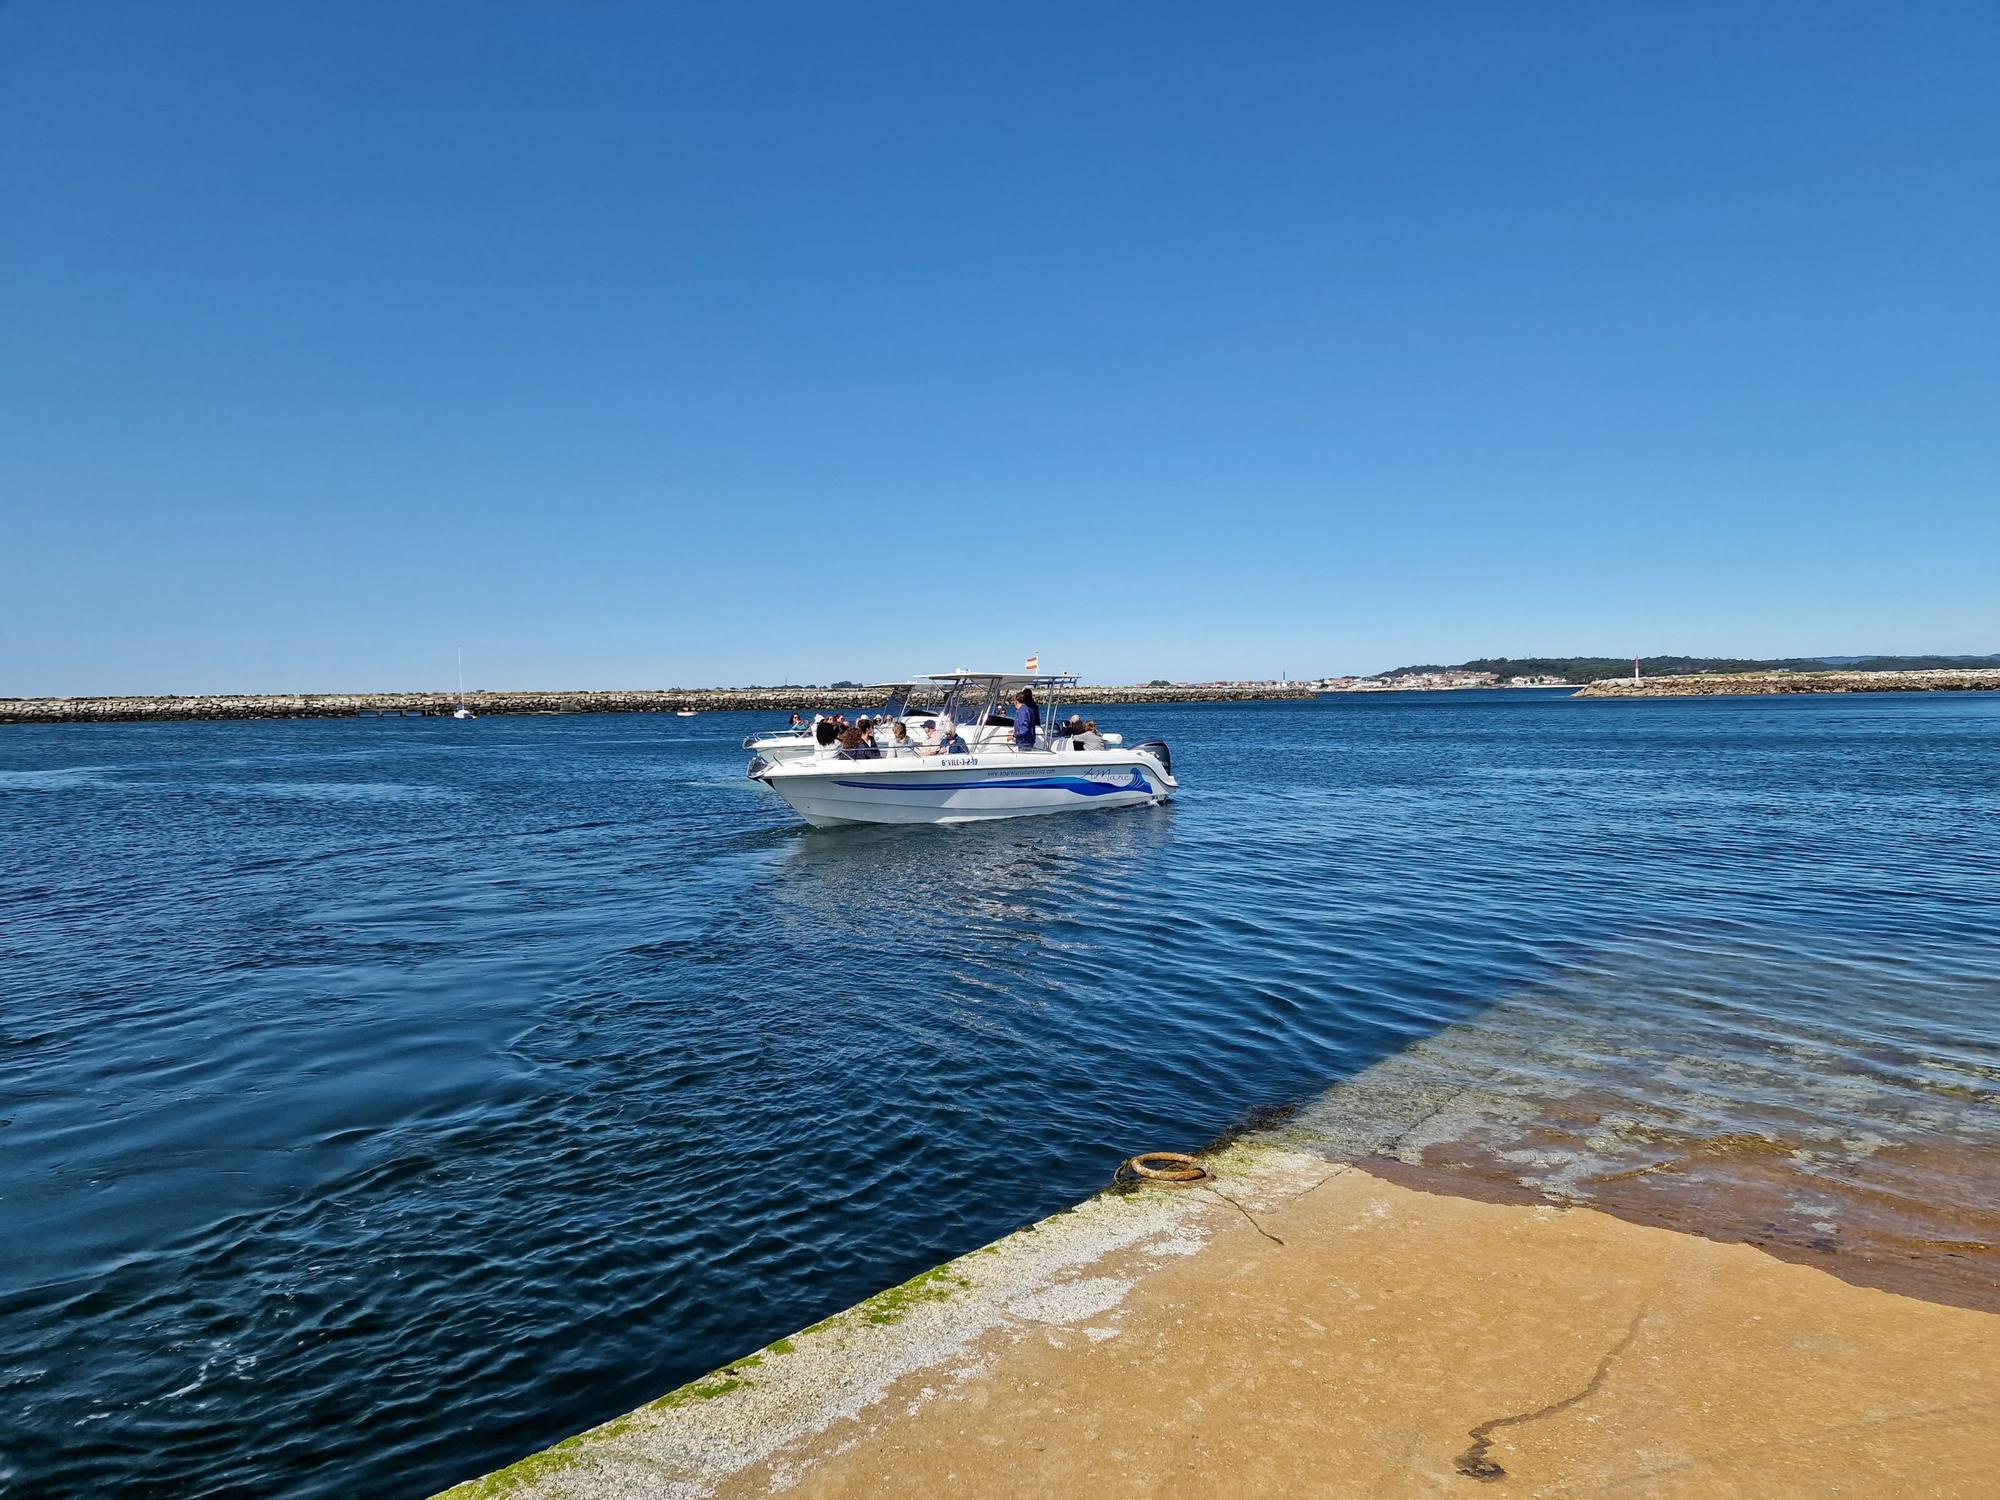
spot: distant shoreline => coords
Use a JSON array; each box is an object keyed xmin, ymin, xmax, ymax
[
  {"xmin": 1317, "ymin": 683, "xmax": 1573, "ymax": 694},
  {"xmin": 0, "ymin": 684, "xmax": 1317, "ymax": 726},
  {"xmin": 15, "ymin": 670, "xmax": 1996, "ymax": 723}
]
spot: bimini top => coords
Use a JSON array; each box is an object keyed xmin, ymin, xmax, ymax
[{"xmin": 916, "ymin": 670, "xmax": 1081, "ymax": 688}]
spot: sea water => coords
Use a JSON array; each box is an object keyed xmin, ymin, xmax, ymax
[{"xmin": 3, "ymin": 691, "xmax": 1996, "ymax": 1497}]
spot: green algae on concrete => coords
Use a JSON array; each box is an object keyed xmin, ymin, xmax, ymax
[
  {"xmin": 434, "ymin": 1357, "xmax": 767, "ymax": 1498},
  {"xmin": 431, "ymin": 1260, "xmax": 993, "ymax": 1498},
  {"xmin": 856, "ymin": 1266, "xmax": 973, "ymax": 1326},
  {"xmin": 437, "ymin": 1380, "xmax": 749, "ymax": 1499},
  {"xmin": 427, "ymin": 1142, "xmax": 1307, "ymax": 1499}
]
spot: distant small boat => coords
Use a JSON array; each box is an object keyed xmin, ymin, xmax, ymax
[
  {"xmin": 453, "ymin": 649, "xmax": 476, "ymax": 719},
  {"xmin": 676, "ymin": 709, "xmax": 699, "ymax": 717}
]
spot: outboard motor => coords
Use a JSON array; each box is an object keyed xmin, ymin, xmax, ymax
[{"xmin": 1135, "ymin": 740, "xmax": 1172, "ymax": 776}]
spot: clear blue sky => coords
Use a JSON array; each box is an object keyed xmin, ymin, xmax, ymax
[{"xmin": 4, "ymin": 2, "xmax": 1995, "ymax": 693}]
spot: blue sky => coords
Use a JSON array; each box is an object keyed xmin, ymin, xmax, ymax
[{"xmin": 4, "ymin": 2, "xmax": 1995, "ymax": 693}]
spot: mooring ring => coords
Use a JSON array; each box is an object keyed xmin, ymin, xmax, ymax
[{"xmin": 1126, "ymin": 1151, "xmax": 1208, "ymax": 1183}]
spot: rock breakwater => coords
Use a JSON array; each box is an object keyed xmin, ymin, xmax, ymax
[
  {"xmin": 1576, "ymin": 668, "xmax": 2000, "ymax": 698},
  {"xmin": 0, "ymin": 684, "xmax": 1315, "ymax": 726}
]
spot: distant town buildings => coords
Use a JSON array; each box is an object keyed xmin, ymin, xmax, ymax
[
  {"xmin": 1306, "ymin": 671, "xmax": 1567, "ymax": 692},
  {"xmin": 1145, "ymin": 672, "xmax": 1568, "ymax": 693}
]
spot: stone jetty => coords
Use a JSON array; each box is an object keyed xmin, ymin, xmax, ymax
[
  {"xmin": 1576, "ymin": 668, "xmax": 2000, "ymax": 698},
  {"xmin": 0, "ymin": 684, "xmax": 1314, "ymax": 726}
]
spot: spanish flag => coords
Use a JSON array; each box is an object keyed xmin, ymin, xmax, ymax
[{"xmin": 1025, "ymin": 654, "xmax": 1039, "ymax": 672}]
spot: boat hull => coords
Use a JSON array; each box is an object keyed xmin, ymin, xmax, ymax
[
  {"xmin": 753, "ymin": 750, "xmax": 1174, "ymax": 827},
  {"xmin": 742, "ymin": 732, "xmax": 815, "ymax": 762}
]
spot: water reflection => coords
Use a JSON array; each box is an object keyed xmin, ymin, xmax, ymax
[{"xmin": 774, "ymin": 806, "xmax": 1182, "ymax": 928}]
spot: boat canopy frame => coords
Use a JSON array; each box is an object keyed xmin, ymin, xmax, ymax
[{"xmin": 916, "ymin": 671, "xmax": 1078, "ymax": 745}]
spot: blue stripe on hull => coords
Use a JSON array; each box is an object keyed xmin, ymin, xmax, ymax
[{"xmin": 827, "ymin": 772, "xmax": 1153, "ymax": 797}]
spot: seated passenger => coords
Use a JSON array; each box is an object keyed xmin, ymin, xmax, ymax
[
  {"xmin": 1056, "ymin": 716, "xmax": 1105, "ymax": 750},
  {"xmin": 814, "ymin": 719, "xmax": 843, "ymax": 756},
  {"xmin": 890, "ymin": 721, "xmax": 912, "ymax": 754},
  {"xmin": 837, "ymin": 726, "xmax": 879, "ymax": 759},
  {"xmin": 920, "ymin": 719, "xmax": 968, "ymax": 756}
]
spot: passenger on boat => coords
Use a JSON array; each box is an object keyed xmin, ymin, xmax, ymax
[
  {"xmin": 837, "ymin": 727, "xmax": 880, "ymax": 759},
  {"xmin": 1011, "ymin": 689, "xmax": 1040, "ymax": 751},
  {"xmin": 920, "ymin": 720, "xmax": 967, "ymax": 756},
  {"xmin": 814, "ymin": 719, "xmax": 843, "ymax": 756},
  {"xmin": 890, "ymin": 722, "xmax": 912, "ymax": 754},
  {"xmin": 1051, "ymin": 713, "xmax": 1104, "ymax": 750},
  {"xmin": 788, "ymin": 712, "xmax": 804, "ymax": 729}
]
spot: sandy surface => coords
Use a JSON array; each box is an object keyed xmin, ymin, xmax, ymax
[
  {"xmin": 713, "ymin": 1164, "xmax": 1999, "ymax": 1499},
  {"xmin": 439, "ymin": 1145, "xmax": 1999, "ymax": 1499}
]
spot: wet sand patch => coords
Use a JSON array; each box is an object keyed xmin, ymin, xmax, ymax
[
  {"xmin": 1278, "ymin": 941, "xmax": 2000, "ymax": 1314},
  {"xmin": 1359, "ymin": 1111, "xmax": 2000, "ymax": 1314}
]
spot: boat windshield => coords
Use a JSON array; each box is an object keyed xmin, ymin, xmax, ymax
[
  {"xmin": 876, "ymin": 685, "xmax": 911, "ymax": 719},
  {"xmin": 937, "ymin": 679, "xmax": 998, "ymax": 727}
]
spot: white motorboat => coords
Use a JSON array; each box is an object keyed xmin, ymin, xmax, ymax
[{"xmin": 746, "ymin": 672, "xmax": 1176, "ymax": 827}]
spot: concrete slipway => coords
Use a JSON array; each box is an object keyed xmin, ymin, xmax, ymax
[{"xmin": 432, "ymin": 1008, "xmax": 2000, "ymax": 1500}]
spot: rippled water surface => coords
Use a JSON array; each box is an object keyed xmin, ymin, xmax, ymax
[{"xmin": 4, "ymin": 692, "xmax": 1998, "ymax": 1497}]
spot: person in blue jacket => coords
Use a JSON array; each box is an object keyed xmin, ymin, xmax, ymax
[{"xmin": 1011, "ymin": 688, "xmax": 1040, "ymax": 751}]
